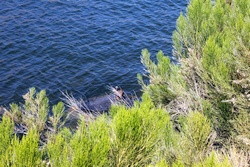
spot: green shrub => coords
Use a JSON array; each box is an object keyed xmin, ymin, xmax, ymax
[
  {"xmin": 4, "ymin": 87, "xmax": 69, "ymax": 144},
  {"xmin": 23, "ymin": 87, "xmax": 49, "ymax": 132},
  {"xmin": 193, "ymin": 151, "xmax": 231, "ymax": 167},
  {"xmin": 0, "ymin": 116, "xmax": 14, "ymax": 167},
  {"xmin": 49, "ymin": 101, "xmax": 66, "ymax": 133},
  {"xmin": 0, "ymin": 126, "xmax": 42, "ymax": 167},
  {"xmin": 110, "ymin": 93, "xmax": 174, "ymax": 166},
  {"xmin": 0, "ymin": 0, "xmax": 248, "ymax": 166},
  {"xmin": 0, "ymin": 116, "xmax": 14, "ymax": 156},
  {"xmin": 47, "ymin": 128, "xmax": 72, "ymax": 167},
  {"xmin": 12, "ymin": 129, "xmax": 42, "ymax": 166},
  {"xmin": 138, "ymin": 49, "xmax": 186, "ymax": 106},
  {"xmin": 231, "ymin": 110, "xmax": 250, "ymax": 152},
  {"xmin": 177, "ymin": 112, "xmax": 213, "ymax": 166},
  {"xmin": 87, "ymin": 115, "xmax": 111, "ymax": 166},
  {"xmin": 170, "ymin": 0, "xmax": 250, "ymax": 144},
  {"xmin": 70, "ymin": 115, "xmax": 110, "ymax": 167}
]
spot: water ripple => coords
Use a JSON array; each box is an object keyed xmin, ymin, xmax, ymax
[{"xmin": 0, "ymin": 0, "xmax": 187, "ymax": 105}]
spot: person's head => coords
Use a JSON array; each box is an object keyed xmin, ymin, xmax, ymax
[{"xmin": 115, "ymin": 86, "xmax": 121, "ymax": 91}]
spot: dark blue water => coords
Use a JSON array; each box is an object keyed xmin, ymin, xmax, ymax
[{"xmin": 0, "ymin": 0, "xmax": 187, "ymax": 105}]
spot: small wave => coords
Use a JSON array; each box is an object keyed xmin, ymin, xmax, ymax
[{"xmin": 0, "ymin": 0, "xmax": 187, "ymax": 105}]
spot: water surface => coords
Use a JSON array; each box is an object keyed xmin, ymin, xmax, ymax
[{"xmin": 0, "ymin": 0, "xmax": 187, "ymax": 105}]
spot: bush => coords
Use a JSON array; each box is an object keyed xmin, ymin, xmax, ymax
[
  {"xmin": 0, "ymin": 0, "xmax": 249, "ymax": 166},
  {"xmin": 140, "ymin": 0, "xmax": 249, "ymax": 148},
  {"xmin": 193, "ymin": 151, "xmax": 231, "ymax": 167},
  {"xmin": 23, "ymin": 87, "xmax": 49, "ymax": 132},
  {"xmin": 11, "ymin": 129, "xmax": 42, "ymax": 166},
  {"xmin": 0, "ymin": 116, "xmax": 14, "ymax": 156},
  {"xmin": 70, "ymin": 115, "xmax": 110, "ymax": 167},
  {"xmin": 138, "ymin": 49, "xmax": 186, "ymax": 107},
  {"xmin": 4, "ymin": 87, "xmax": 67, "ymax": 144},
  {"xmin": 110, "ymin": 93, "xmax": 174, "ymax": 166},
  {"xmin": 177, "ymin": 112, "xmax": 213, "ymax": 166},
  {"xmin": 47, "ymin": 128, "xmax": 72, "ymax": 167},
  {"xmin": 0, "ymin": 117, "xmax": 42, "ymax": 167}
]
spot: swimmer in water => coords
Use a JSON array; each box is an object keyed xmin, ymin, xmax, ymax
[{"xmin": 115, "ymin": 86, "xmax": 125, "ymax": 100}]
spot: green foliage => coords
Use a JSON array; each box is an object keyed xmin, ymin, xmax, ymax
[
  {"xmin": 157, "ymin": 151, "xmax": 232, "ymax": 167},
  {"xmin": 0, "ymin": 120, "xmax": 42, "ymax": 167},
  {"xmin": 172, "ymin": 0, "xmax": 213, "ymax": 58},
  {"xmin": 0, "ymin": 116, "xmax": 13, "ymax": 157},
  {"xmin": 9, "ymin": 103, "xmax": 22, "ymax": 123},
  {"xmin": 49, "ymin": 101, "xmax": 65, "ymax": 133},
  {"xmin": 23, "ymin": 87, "xmax": 49, "ymax": 132},
  {"xmin": 1, "ymin": 89, "xmax": 175, "ymax": 167},
  {"xmin": 47, "ymin": 128, "xmax": 71, "ymax": 167},
  {"xmin": 70, "ymin": 115, "xmax": 110, "ymax": 167},
  {"xmin": 110, "ymin": 93, "xmax": 174, "ymax": 166},
  {"xmin": 172, "ymin": 0, "xmax": 250, "ymax": 146},
  {"xmin": 88, "ymin": 116, "xmax": 111, "ymax": 166},
  {"xmin": 183, "ymin": 112, "xmax": 212, "ymax": 152},
  {"xmin": 231, "ymin": 110, "xmax": 250, "ymax": 151},
  {"xmin": 193, "ymin": 151, "xmax": 231, "ymax": 167},
  {"xmin": 177, "ymin": 112, "xmax": 213, "ymax": 166},
  {"xmin": 138, "ymin": 49, "xmax": 186, "ymax": 106},
  {"xmin": 172, "ymin": 161, "xmax": 185, "ymax": 167},
  {"xmin": 150, "ymin": 160, "xmax": 169, "ymax": 167},
  {"xmin": 4, "ymin": 87, "xmax": 69, "ymax": 144},
  {"xmin": 11, "ymin": 129, "xmax": 42, "ymax": 166},
  {"xmin": 202, "ymin": 36, "xmax": 231, "ymax": 86},
  {"xmin": 0, "ymin": 0, "xmax": 249, "ymax": 166}
]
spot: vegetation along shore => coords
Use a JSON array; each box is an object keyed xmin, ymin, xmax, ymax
[{"xmin": 0, "ymin": 0, "xmax": 249, "ymax": 166}]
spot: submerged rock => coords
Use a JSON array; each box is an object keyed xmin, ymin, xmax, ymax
[
  {"xmin": 81, "ymin": 94, "xmax": 114, "ymax": 113},
  {"xmin": 63, "ymin": 86, "xmax": 137, "ymax": 129},
  {"xmin": 63, "ymin": 86, "xmax": 136, "ymax": 115}
]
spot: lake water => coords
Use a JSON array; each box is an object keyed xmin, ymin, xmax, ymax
[{"xmin": 0, "ymin": 0, "xmax": 187, "ymax": 106}]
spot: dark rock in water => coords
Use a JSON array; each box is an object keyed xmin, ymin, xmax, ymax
[
  {"xmin": 81, "ymin": 92, "xmax": 135, "ymax": 112},
  {"xmin": 64, "ymin": 86, "xmax": 136, "ymax": 114},
  {"xmin": 81, "ymin": 94, "xmax": 114, "ymax": 113}
]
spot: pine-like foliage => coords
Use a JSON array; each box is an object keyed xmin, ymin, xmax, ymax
[
  {"xmin": 172, "ymin": 0, "xmax": 250, "ymax": 148},
  {"xmin": 139, "ymin": 0, "xmax": 249, "ymax": 165},
  {"xmin": 23, "ymin": 87, "xmax": 49, "ymax": 132},
  {"xmin": 49, "ymin": 101, "xmax": 66, "ymax": 133},
  {"xmin": 0, "ymin": 117, "xmax": 42, "ymax": 167},
  {"xmin": 138, "ymin": 49, "xmax": 186, "ymax": 107},
  {"xmin": 193, "ymin": 151, "xmax": 231, "ymax": 167},
  {"xmin": 177, "ymin": 112, "xmax": 213, "ymax": 165},
  {"xmin": 0, "ymin": 116, "xmax": 13, "ymax": 156},
  {"xmin": 110, "ymin": 93, "xmax": 175, "ymax": 166},
  {"xmin": 70, "ymin": 115, "xmax": 110, "ymax": 167},
  {"xmin": 0, "ymin": 0, "xmax": 249, "ymax": 166},
  {"xmin": 140, "ymin": 0, "xmax": 250, "ymax": 143},
  {"xmin": 11, "ymin": 129, "xmax": 42, "ymax": 166},
  {"xmin": 0, "ymin": 116, "xmax": 14, "ymax": 167},
  {"xmin": 47, "ymin": 128, "xmax": 72, "ymax": 167},
  {"xmin": 4, "ymin": 87, "xmax": 67, "ymax": 144}
]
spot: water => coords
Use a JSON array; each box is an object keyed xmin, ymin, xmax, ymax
[{"xmin": 0, "ymin": 0, "xmax": 187, "ymax": 106}]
